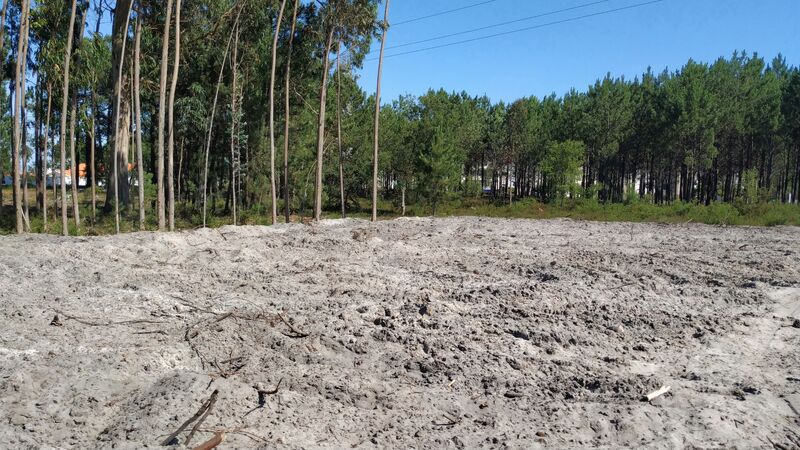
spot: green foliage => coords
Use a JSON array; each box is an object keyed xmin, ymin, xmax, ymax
[
  {"xmin": 541, "ymin": 140, "xmax": 583, "ymax": 202},
  {"xmin": 418, "ymin": 130, "xmax": 460, "ymax": 215}
]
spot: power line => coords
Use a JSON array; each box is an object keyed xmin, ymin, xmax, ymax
[
  {"xmin": 366, "ymin": 0, "xmax": 663, "ymax": 61},
  {"xmin": 393, "ymin": 0, "xmax": 500, "ymax": 26},
  {"xmin": 380, "ymin": 0, "xmax": 611, "ymax": 53}
]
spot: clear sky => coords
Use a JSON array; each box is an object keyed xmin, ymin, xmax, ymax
[{"xmin": 355, "ymin": 0, "xmax": 800, "ymax": 104}]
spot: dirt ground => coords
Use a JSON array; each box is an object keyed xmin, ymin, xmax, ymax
[{"xmin": 0, "ymin": 217, "xmax": 798, "ymax": 449}]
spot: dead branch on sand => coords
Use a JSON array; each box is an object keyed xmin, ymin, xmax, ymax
[
  {"xmin": 279, "ymin": 313, "xmax": 309, "ymax": 338},
  {"xmin": 53, "ymin": 310, "xmax": 164, "ymax": 327},
  {"xmin": 197, "ymin": 427, "xmax": 267, "ymax": 443},
  {"xmin": 191, "ymin": 432, "xmax": 224, "ymax": 450},
  {"xmin": 161, "ymin": 389, "xmax": 219, "ymax": 446},
  {"xmin": 433, "ymin": 412, "xmax": 461, "ymax": 427}
]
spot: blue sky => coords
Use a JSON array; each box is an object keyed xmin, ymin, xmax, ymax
[{"xmin": 355, "ymin": 0, "xmax": 800, "ymax": 104}]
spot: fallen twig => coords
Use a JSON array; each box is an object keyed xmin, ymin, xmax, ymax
[
  {"xmin": 161, "ymin": 389, "xmax": 219, "ymax": 446},
  {"xmin": 279, "ymin": 314, "xmax": 309, "ymax": 338},
  {"xmin": 191, "ymin": 432, "xmax": 224, "ymax": 450},
  {"xmin": 54, "ymin": 310, "xmax": 164, "ymax": 327},
  {"xmin": 197, "ymin": 428, "xmax": 266, "ymax": 443},
  {"xmin": 433, "ymin": 412, "xmax": 461, "ymax": 427},
  {"xmin": 257, "ymin": 378, "xmax": 283, "ymax": 406},
  {"xmin": 185, "ymin": 390, "xmax": 219, "ymax": 446}
]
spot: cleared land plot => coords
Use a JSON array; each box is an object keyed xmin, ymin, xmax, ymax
[{"xmin": 0, "ymin": 217, "xmax": 798, "ymax": 448}]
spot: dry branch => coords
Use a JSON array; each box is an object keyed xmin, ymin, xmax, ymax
[
  {"xmin": 185, "ymin": 390, "xmax": 219, "ymax": 446},
  {"xmin": 279, "ymin": 314, "xmax": 309, "ymax": 338},
  {"xmin": 191, "ymin": 432, "xmax": 224, "ymax": 450},
  {"xmin": 161, "ymin": 389, "xmax": 219, "ymax": 446},
  {"xmin": 54, "ymin": 310, "xmax": 164, "ymax": 327}
]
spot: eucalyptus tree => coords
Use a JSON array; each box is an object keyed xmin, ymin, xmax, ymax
[
  {"xmin": 156, "ymin": 0, "xmax": 174, "ymax": 230},
  {"xmin": 268, "ymin": 0, "xmax": 288, "ymax": 224},
  {"xmin": 371, "ymin": 0, "xmax": 388, "ymax": 221},
  {"xmin": 56, "ymin": 0, "xmax": 78, "ymax": 234},
  {"xmin": 111, "ymin": 0, "xmax": 134, "ymax": 233},
  {"xmin": 336, "ymin": 42, "xmax": 345, "ymax": 217},
  {"xmin": 134, "ymin": 10, "xmax": 144, "ymax": 229},
  {"xmin": 167, "ymin": 0, "xmax": 183, "ymax": 231},
  {"xmin": 283, "ymin": 0, "xmax": 300, "ymax": 222},
  {"xmin": 12, "ymin": 0, "xmax": 31, "ymax": 233},
  {"xmin": 312, "ymin": 0, "xmax": 377, "ymax": 221},
  {"xmin": 68, "ymin": 7, "xmax": 88, "ymax": 229}
]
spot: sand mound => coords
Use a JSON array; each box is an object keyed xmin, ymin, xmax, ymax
[{"xmin": 1, "ymin": 217, "xmax": 798, "ymax": 448}]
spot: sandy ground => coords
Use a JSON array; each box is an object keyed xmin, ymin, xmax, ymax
[{"xmin": 0, "ymin": 217, "xmax": 799, "ymax": 449}]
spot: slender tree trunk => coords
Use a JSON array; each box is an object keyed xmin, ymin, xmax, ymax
[
  {"xmin": 133, "ymin": 14, "xmax": 145, "ymax": 230},
  {"xmin": 401, "ymin": 185, "xmax": 406, "ymax": 216},
  {"xmin": 22, "ymin": 103, "xmax": 29, "ymax": 229},
  {"xmin": 42, "ymin": 83, "xmax": 52, "ymax": 230},
  {"xmin": 177, "ymin": 138, "xmax": 184, "ymax": 202},
  {"xmin": 283, "ymin": 0, "xmax": 299, "ymax": 223},
  {"xmin": 69, "ymin": 89, "xmax": 81, "ymax": 228},
  {"xmin": 202, "ymin": 12, "xmax": 237, "ymax": 228},
  {"xmin": 336, "ymin": 42, "xmax": 345, "ymax": 218},
  {"xmin": 0, "ymin": 0, "xmax": 7, "ymax": 219},
  {"xmin": 268, "ymin": 0, "xmax": 288, "ymax": 225},
  {"xmin": 156, "ymin": 0, "xmax": 174, "ymax": 230},
  {"xmin": 167, "ymin": 0, "xmax": 182, "ymax": 231},
  {"xmin": 35, "ymin": 79, "xmax": 42, "ymax": 211},
  {"xmin": 230, "ymin": 21, "xmax": 240, "ymax": 225},
  {"xmin": 59, "ymin": 0, "xmax": 77, "ymax": 236},
  {"xmin": 313, "ymin": 28, "xmax": 335, "ymax": 221},
  {"xmin": 67, "ymin": 8, "xmax": 88, "ymax": 229},
  {"xmin": 90, "ymin": 84, "xmax": 97, "ymax": 223},
  {"xmin": 0, "ymin": 0, "xmax": 7, "ymax": 59},
  {"xmin": 112, "ymin": 0, "xmax": 134, "ymax": 234},
  {"xmin": 12, "ymin": 0, "xmax": 31, "ymax": 233},
  {"xmin": 371, "ymin": 0, "xmax": 390, "ymax": 222},
  {"xmin": 20, "ymin": 12, "xmax": 31, "ymax": 231}
]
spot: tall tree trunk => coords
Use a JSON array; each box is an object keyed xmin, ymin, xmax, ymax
[
  {"xmin": 134, "ymin": 13, "xmax": 145, "ymax": 230},
  {"xmin": 401, "ymin": 185, "xmax": 406, "ymax": 216},
  {"xmin": 371, "ymin": 0, "xmax": 390, "ymax": 222},
  {"xmin": 156, "ymin": 0, "xmax": 174, "ymax": 230},
  {"xmin": 230, "ymin": 21, "xmax": 240, "ymax": 225},
  {"xmin": 12, "ymin": 0, "xmax": 31, "ymax": 233},
  {"xmin": 202, "ymin": 11, "xmax": 237, "ymax": 228},
  {"xmin": 34, "ymin": 80, "xmax": 41, "ymax": 212},
  {"xmin": 59, "ymin": 0, "xmax": 77, "ymax": 236},
  {"xmin": 167, "ymin": 0, "xmax": 182, "ymax": 231},
  {"xmin": 336, "ymin": 42, "xmax": 345, "ymax": 218},
  {"xmin": 69, "ymin": 89, "xmax": 81, "ymax": 228},
  {"xmin": 68, "ymin": 8, "xmax": 88, "ymax": 229},
  {"xmin": 111, "ymin": 0, "xmax": 134, "ymax": 234},
  {"xmin": 20, "ymin": 11, "xmax": 31, "ymax": 231},
  {"xmin": 0, "ymin": 0, "xmax": 7, "ymax": 216},
  {"xmin": 313, "ymin": 28, "xmax": 334, "ymax": 221},
  {"xmin": 283, "ymin": 0, "xmax": 299, "ymax": 223},
  {"xmin": 268, "ymin": 0, "xmax": 287, "ymax": 225},
  {"xmin": 0, "ymin": 0, "xmax": 7, "ymax": 59},
  {"xmin": 42, "ymin": 83, "xmax": 52, "ymax": 230},
  {"xmin": 90, "ymin": 84, "xmax": 98, "ymax": 224}
]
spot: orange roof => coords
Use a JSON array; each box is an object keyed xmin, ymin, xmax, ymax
[{"xmin": 64, "ymin": 163, "xmax": 137, "ymax": 177}]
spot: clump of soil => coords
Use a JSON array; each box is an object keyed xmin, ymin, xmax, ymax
[{"xmin": 0, "ymin": 217, "xmax": 798, "ymax": 448}]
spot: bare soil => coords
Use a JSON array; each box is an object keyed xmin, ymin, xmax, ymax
[{"xmin": 0, "ymin": 217, "xmax": 798, "ymax": 449}]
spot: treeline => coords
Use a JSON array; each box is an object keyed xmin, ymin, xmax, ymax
[
  {"xmin": 371, "ymin": 52, "xmax": 800, "ymax": 211},
  {"xmin": 0, "ymin": 0, "xmax": 392, "ymax": 234},
  {"xmin": 0, "ymin": 0, "xmax": 797, "ymax": 236}
]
